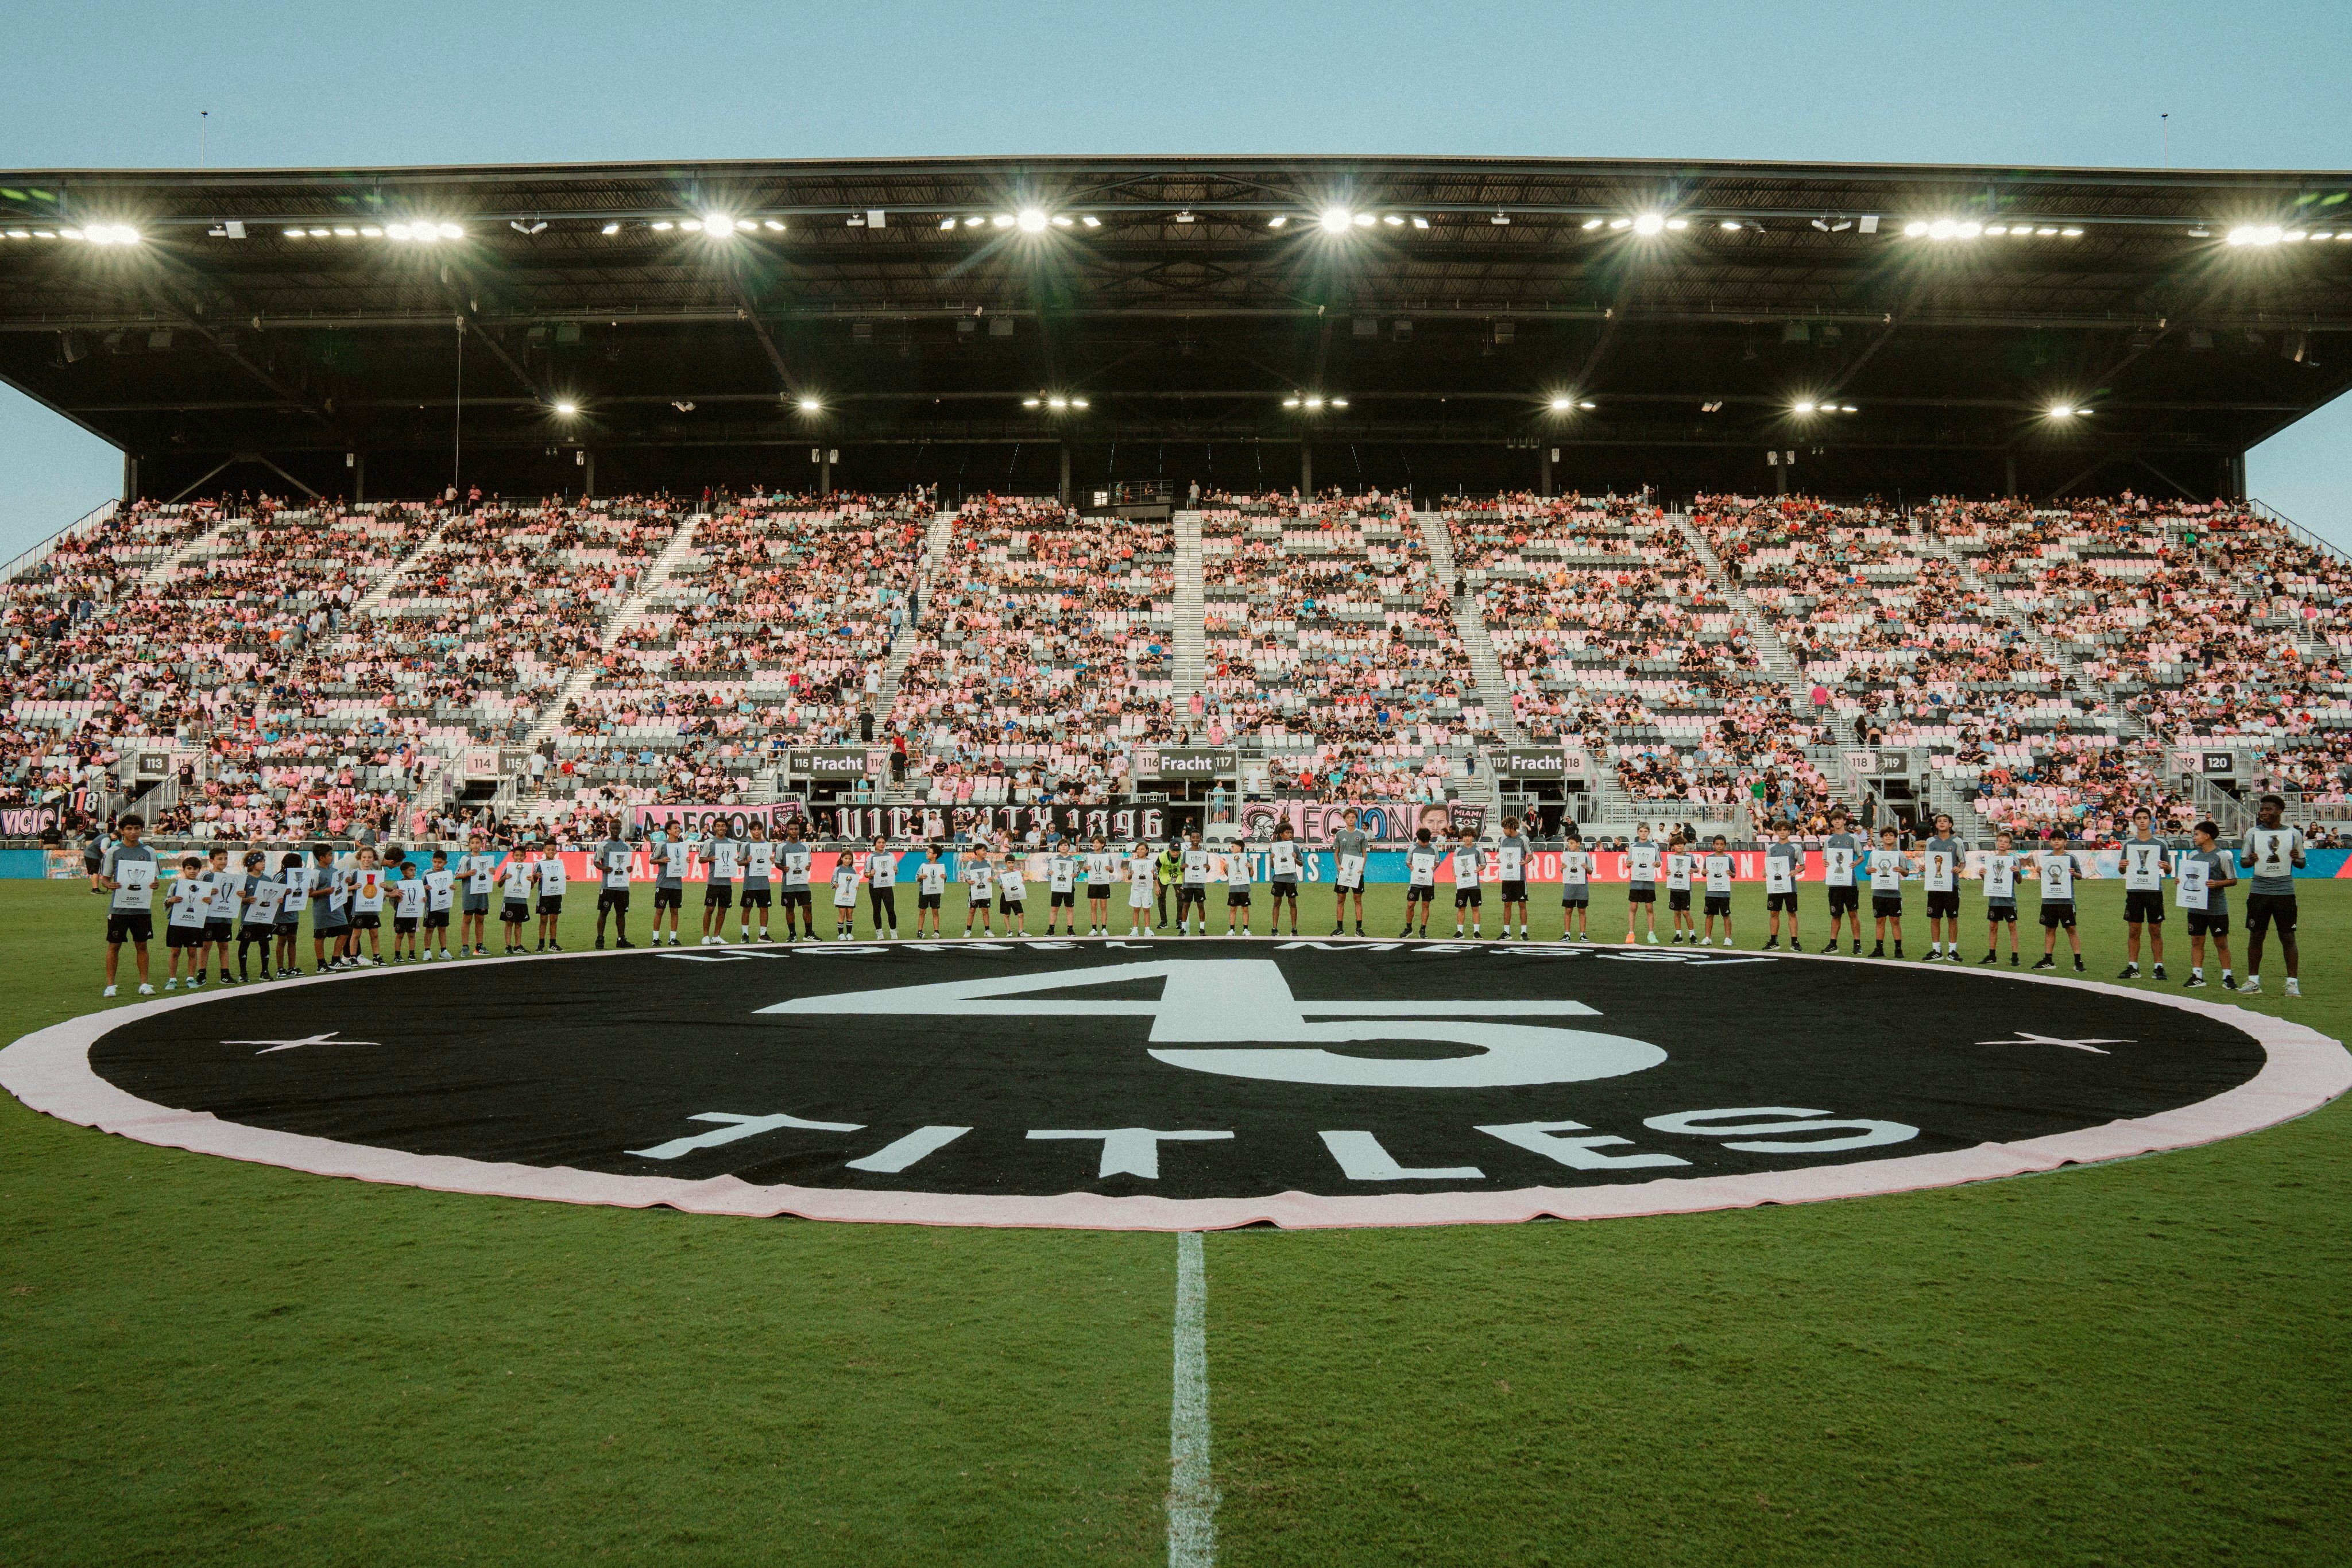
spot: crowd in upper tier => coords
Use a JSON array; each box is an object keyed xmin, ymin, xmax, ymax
[{"xmin": 3, "ymin": 482, "xmax": 2346, "ymax": 844}]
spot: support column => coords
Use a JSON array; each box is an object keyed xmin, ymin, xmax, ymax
[
  {"xmin": 2004, "ymin": 451, "xmax": 2017, "ymax": 498},
  {"xmin": 353, "ymin": 452, "xmax": 366, "ymax": 504},
  {"xmin": 1541, "ymin": 447, "xmax": 1554, "ymax": 498},
  {"xmin": 121, "ymin": 451, "xmax": 138, "ymax": 504},
  {"xmin": 582, "ymin": 450, "xmax": 594, "ymax": 500},
  {"xmin": 821, "ymin": 451, "xmax": 833, "ymax": 496},
  {"xmin": 1059, "ymin": 443, "xmax": 1071, "ymax": 503},
  {"xmin": 1775, "ymin": 459, "xmax": 1788, "ymax": 495},
  {"xmin": 1299, "ymin": 442, "xmax": 1313, "ymax": 495},
  {"xmin": 2226, "ymin": 452, "xmax": 2246, "ymax": 501}
]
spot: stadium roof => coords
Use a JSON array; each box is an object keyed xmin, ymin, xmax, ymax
[{"xmin": 3, "ymin": 154, "xmax": 2350, "ymax": 504}]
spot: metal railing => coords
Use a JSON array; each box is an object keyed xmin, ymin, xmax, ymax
[
  {"xmin": 2249, "ymin": 498, "xmax": 2350, "ymax": 566},
  {"xmin": 0, "ymin": 497, "xmax": 120, "ymax": 583}
]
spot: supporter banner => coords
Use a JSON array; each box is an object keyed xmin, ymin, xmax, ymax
[
  {"xmin": 0, "ymin": 806, "xmax": 60, "ymax": 836},
  {"xmin": 787, "ymin": 749, "xmax": 882, "ymax": 779},
  {"xmin": 1234, "ymin": 798, "xmax": 1464, "ymax": 847},
  {"xmin": 631, "ymin": 802, "xmax": 807, "ymax": 838}
]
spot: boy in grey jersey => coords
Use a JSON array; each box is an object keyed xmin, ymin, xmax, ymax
[
  {"xmin": 1978, "ymin": 831, "xmax": 2024, "ymax": 966},
  {"xmin": 1330, "ymin": 811, "xmax": 1370, "ymax": 936},
  {"xmin": 1820, "ymin": 808, "xmax": 1863, "ymax": 955},
  {"xmin": 96, "ymin": 815, "xmax": 158, "ymax": 997},
  {"xmin": 593, "ymin": 831, "xmax": 635, "ymax": 949},
  {"xmin": 1921, "ymin": 812, "xmax": 1966, "ymax": 961},
  {"xmin": 2239, "ymin": 794, "xmax": 2305, "ymax": 997},
  {"xmin": 1494, "ymin": 815, "xmax": 1532, "ymax": 940},
  {"xmin": 2179, "ymin": 819, "xmax": 2238, "ymax": 990},
  {"xmin": 2118, "ymin": 806, "xmax": 2170, "ymax": 981},
  {"xmin": 1761, "ymin": 823, "xmax": 1801, "ymax": 951}
]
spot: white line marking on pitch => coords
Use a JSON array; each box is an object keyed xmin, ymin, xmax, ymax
[{"xmin": 1169, "ymin": 1229, "xmax": 1219, "ymax": 1567}]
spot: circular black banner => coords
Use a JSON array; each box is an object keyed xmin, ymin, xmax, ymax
[{"xmin": 6, "ymin": 941, "xmax": 2343, "ymax": 1228}]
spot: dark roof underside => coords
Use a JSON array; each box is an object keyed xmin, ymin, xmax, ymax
[{"xmin": 3, "ymin": 156, "xmax": 2349, "ymax": 503}]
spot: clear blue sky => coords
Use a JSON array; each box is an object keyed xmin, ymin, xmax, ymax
[{"xmin": 5, "ymin": 0, "xmax": 2347, "ymax": 552}]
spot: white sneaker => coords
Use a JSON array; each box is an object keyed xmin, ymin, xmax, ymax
[
  {"xmin": 103, "ymin": 984, "xmax": 117, "ymax": 998},
  {"xmin": 1697, "ymin": 936, "xmax": 1711, "ymax": 947},
  {"xmin": 165, "ymin": 978, "xmax": 179, "ymax": 990},
  {"xmin": 137, "ymin": 982, "xmax": 154, "ymax": 995},
  {"xmin": 2239, "ymin": 979, "xmax": 2262, "ymax": 996},
  {"xmin": 440, "ymin": 949, "xmax": 452, "ymax": 961},
  {"xmin": 2285, "ymin": 979, "xmax": 2302, "ymax": 998},
  {"xmin": 1647, "ymin": 932, "xmax": 1659, "ymax": 944}
]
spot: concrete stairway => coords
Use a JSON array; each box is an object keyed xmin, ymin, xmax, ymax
[
  {"xmin": 1672, "ymin": 509, "xmax": 1802, "ymax": 692},
  {"xmin": 354, "ymin": 513, "xmax": 459, "ymax": 614},
  {"xmin": 1173, "ymin": 510, "xmax": 1207, "ymax": 710},
  {"xmin": 144, "ymin": 513, "xmax": 245, "ymax": 590},
  {"xmin": 875, "ymin": 509, "xmax": 960, "ymax": 805},
  {"xmin": 1414, "ymin": 506, "xmax": 1520, "ymax": 746}
]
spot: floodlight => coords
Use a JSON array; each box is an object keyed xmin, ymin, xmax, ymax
[
  {"xmin": 1329, "ymin": 398, "xmax": 1347, "ymax": 408},
  {"xmin": 1928, "ymin": 219, "xmax": 1956, "ymax": 239},
  {"xmin": 1268, "ymin": 214, "xmax": 1289, "ymax": 229},
  {"xmin": 1720, "ymin": 219, "xmax": 1743, "ymax": 231},
  {"xmin": 307, "ymin": 227, "xmax": 329, "ymax": 237},
  {"xmin": 57, "ymin": 229, "xmax": 83, "ymax": 240},
  {"xmin": 797, "ymin": 397, "xmax": 822, "ymax": 413},
  {"xmin": 1354, "ymin": 212, "xmax": 1375, "ymax": 227},
  {"xmin": 1023, "ymin": 397, "xmax": 1042, "ymax": 408},
  {"xmin": 1582, "ymin": 218, "xmax": 1604, "ymax": 230},
  {"xmin": 2048, "ymin": 405, "xmax": 2078, "ymax": 417},
  {"xmin": 1048, "ymin": 396, "xmax": 1069, "ymax": 409},
  {"xmin": 764, "ymin": 219, "xmax": 786, "ymax": 231},
  {"xmin": 1549, "ymin": 396, "xmax": 1574, "ymax": 411},
  {"xmin": 1304, "ymin": 396, "xmax": 1325, "ymax": 409},
  {"xmin": 1904, "ymin": 220, "xmax": 1928, "ymax": 236},
  {"xmin": 553, "ymin": 400, "xmax": 579, "ymax": 416},
  {"xmin": 701, "ymin": 214, "xmax": 737, "ymax": 237},
  {"xmin": 1176, "ymin": 211, "xmax": 1197, "ymax": 223},
  {"xmin": 1490, "ymin": 211, "xmax": 1510, "ymax": 226},
  {"xmin": 651, "ymin": 220, "xmax": 674, "ymax": 231},
  {"xmin": 1051, "ymin": 214, "xmax": 1073, "ymax": 227},
  {"xmin": 83, "ymin": 223, "xmax": 141, "ymax": 245},
  {"xmin": 1955, "ymin": 220, "xmax": 1982, "ymax": 238},
  {"xmin": 1608, "ymin": 217, "xmax": 1632, "ymax": 230},
  {"xmin": 1839, "ymin": 404, "xmax": 1858, "ymax": 413},
  {"xmin": 2035, "ymin": 226, "xmax": 2059, "ymax": 237},
  {"xmin": 1793, "ymin": 401, "xmax": 1818, "ymax": 415},
  {"xmin": 360, "ymin": 226, "xmax": 382, "ymax": 237},
  {"xmin": 1411, "ymin": 216, "xmax": 1429, "ymax": 229},
  {"xmin": 992, "ymin": 214, "xmax": 1015, "ymax": 228},
  {"xmin": 1018, "ymin": 208, "xmax": 1049, "ymax": 233},
  {"xmin": 1633, "ymin": 212, "xmax": 1666, "ymax": 235},
  {"xmin": 1665, "ymin": 218, "xmax": 1689, "ymax": 230},
  {"xmin": 939, "ymin": 216, "xmax": 957, "ymax": 230},
  {"xmin": 438, "ymin": 223, "xmax": 462, "ymax": 238},
  {"xmin": 1070, "ymin": 397, "xmax": 1089, "ymax": 409},
  {"xmin": 1985, "ymin": 224, "xmax": 2008, "ymax": 235},
  {"xmin": 964, "ymin": 216, "xmax": 984, "ymax": 227},
  {"xmin": 333, "ymin": 226, "xmax": 356, "ymax": 237},
  {"xmin": 1577, "ymin": 400, "xmax": 1596, "ymax": 410},
  {"xmin": 383, "ymin": 224, "xmax": 407, "ymax": 239},
  {"xmin": 1080, "ymin": 215, "xmax": 1100, "ymax": 227},
  {"xmin": 682, "ymin": 219, "xmax": 703, "ymax": 232},
  {"xmin": 2060, "ymin": 227, "xmax": 2083, "ymax": 237},
  {"xmin": 601, "ymin": 222, "xmax": 621, "ymax": 235},
  {"xmin": 1282, "ymin": 396, "xmax": 1302, "ymax": 408},
  {"xmin": 1320, "ymin": 207, "xmax": 1352, "ymax": 234},
  {"xmin": 1383, "ymin": 214, "xmax": 1404, "ymax": 226}
]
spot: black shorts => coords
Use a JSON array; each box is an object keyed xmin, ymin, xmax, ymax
[
  {"xmin": 704, "ymin": 884, "xmax": 734, "ymax": 908},
  {"xmin": 1177, "ymin": 885, "xmax": 1205, "ymax": 907},
  {"xmin": 2186, "ymin": 909, "xmax": 2230, "ymax": 937},
  {"xmin": 1871, "ymin": 895, "xmax": 1902, "ymax": 918},
  {"xmin": 1826, "ymin": 886, "xmax": 1859, "ymax": 915},
  {"xmin": 2039, "ymin": 901, "xmax": 2076, "ymax": 930},
  {"xmin": 394, "ymin": 916, "xmax": 419, "ymax": 934},
  {"xmin": 106, "ymin": 911, "xmax": 153, "ymax": 943},
  {"xmin": 536, "ymin": 896, "xmax": 563, "ymax": 916},
  {"xmin": 782, "ymin": 889, "xmax": 812, "ymax": 908},
  {"xmin": 424, "ymin": 911, "xmax": 450, "ymax": 929},
  {"xmin": 236, "ymin": 923, "xmax": 273, "ymax": 945},
  {"xmin": 598, "ymin": 889, "xmax": 630, "ymax": 912},
  {"xmin": 462, "ymin": 893, "xmax": 491, "ymax": 916},
  {"xmin": 1704, "ymin": 894, "xmax": 1731, "ymax": 917},
  {"xmin": 314, "ymin": 913, "xmax": 350, "ymax": 937},
  {"xmin": 1627, "ymin": 887, "xmax": 1655, "ymax": 905},
  {"xmin": 1454, "ymin": 887, "xmax": 1482, "ymax": 908},
  {"xmin": 275, "ymin": 917, "xmax": 302, "ymax": 939},
  {"xmin": 2245, "ymin": 893, "xmax": 2297, "ymax": 938},
  {"xmin": 166, "ymin": 924, "xmax": 206, "ymax": 949},
  {"xmin": 203, "ymin": 920, "xmax": 233, "ymax": 943},
  {"xmin": 502, "ymin": 900, "xmax": 530, "ymax": 924},
  {"xmin": 1227, "ymin": 889, "xmax": 1252, "ymax": 906},
  {"xmin": 1499, "ymin": 880, "xmax": 1527, "ymax": 903},
  {"xmin": 833, "ymin": 902, "xmax": 858, "ymax": 919},
  {"xmin": 1051, "ymin": 891, "xmax": 1076, "ymax": 908},
  {"xmin": 1001, "ymin": 897, "xmax": 1024, "ymax": 915},
  {"xmin": 351, "ymin": 911, "xmax": 381, "ymax": 930},
  {"xmin": 1668, "ymin": 889, "xmax": 1691, "ymax": 912},
  {"xmin": 654, "ymin": 886, "xmax": 683, "ymax": 910},
  {"xmin": 918, "ymin": 892, "xmax": 942, "ymax": 910},
  {"xmin": 2124, "ymin": 889, "xmax": 2167, "ymax": 925},
  {"xmin": 1925, "ymin": 891, "xmax": 1960, "ymax": 919},
  {"xmin": 1270, "ymin": 880, "xmax": 1298, "ymax": 900},
  {"xmin": 1088, "ymin": 885, "xmax": 1112, "ymax": 902},
  {"xmin": 1407, "ymin": 885, "xmax": 1434, "ymax": 903},
  {"xmin": 1767, "ymin": 891, "xmax": 1799, "ymax": 912},
  {"xmin": 746, "ymin": 888, "xmax": 775, "ymax": 908},
  {"xmin": 1986, "ymin": 903, "xmax": 2018, "ymax": 925},
  {"xmin": 1561, "ymin": 889, "xmax": 1589, "ymax": 908}
]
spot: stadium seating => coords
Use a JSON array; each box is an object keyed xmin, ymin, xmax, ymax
[{"xmin": 4, "ymin": 486, "xmax": 2345, "ymax": 846}]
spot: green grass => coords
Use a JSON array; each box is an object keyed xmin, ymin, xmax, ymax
[{"xmin": 4, "ymin": 879, "xmax": 2347, "ymax": 1565}]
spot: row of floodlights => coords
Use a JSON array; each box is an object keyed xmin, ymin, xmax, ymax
[
  {"xmin": 1904, "ymin": 219, "xmax": 2084, "ymax": 239},
  {"xmin": 2227, "ymin": 224, "xmax": 2352, "ymax": 246}
]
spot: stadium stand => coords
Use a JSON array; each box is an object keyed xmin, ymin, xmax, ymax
[{"xmin": 5, "ymin": 486, "xmax": 2346, "ymax": 847}]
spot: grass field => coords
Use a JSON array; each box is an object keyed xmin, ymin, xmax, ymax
[{"xmin": 3, "ymin": 877, "xmax": 2347, "ymax": 1566}]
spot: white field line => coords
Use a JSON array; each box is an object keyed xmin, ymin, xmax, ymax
[{"xmin": 1169, "ymin": 1229, "xmax": 1218, "ymax": 1567}]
